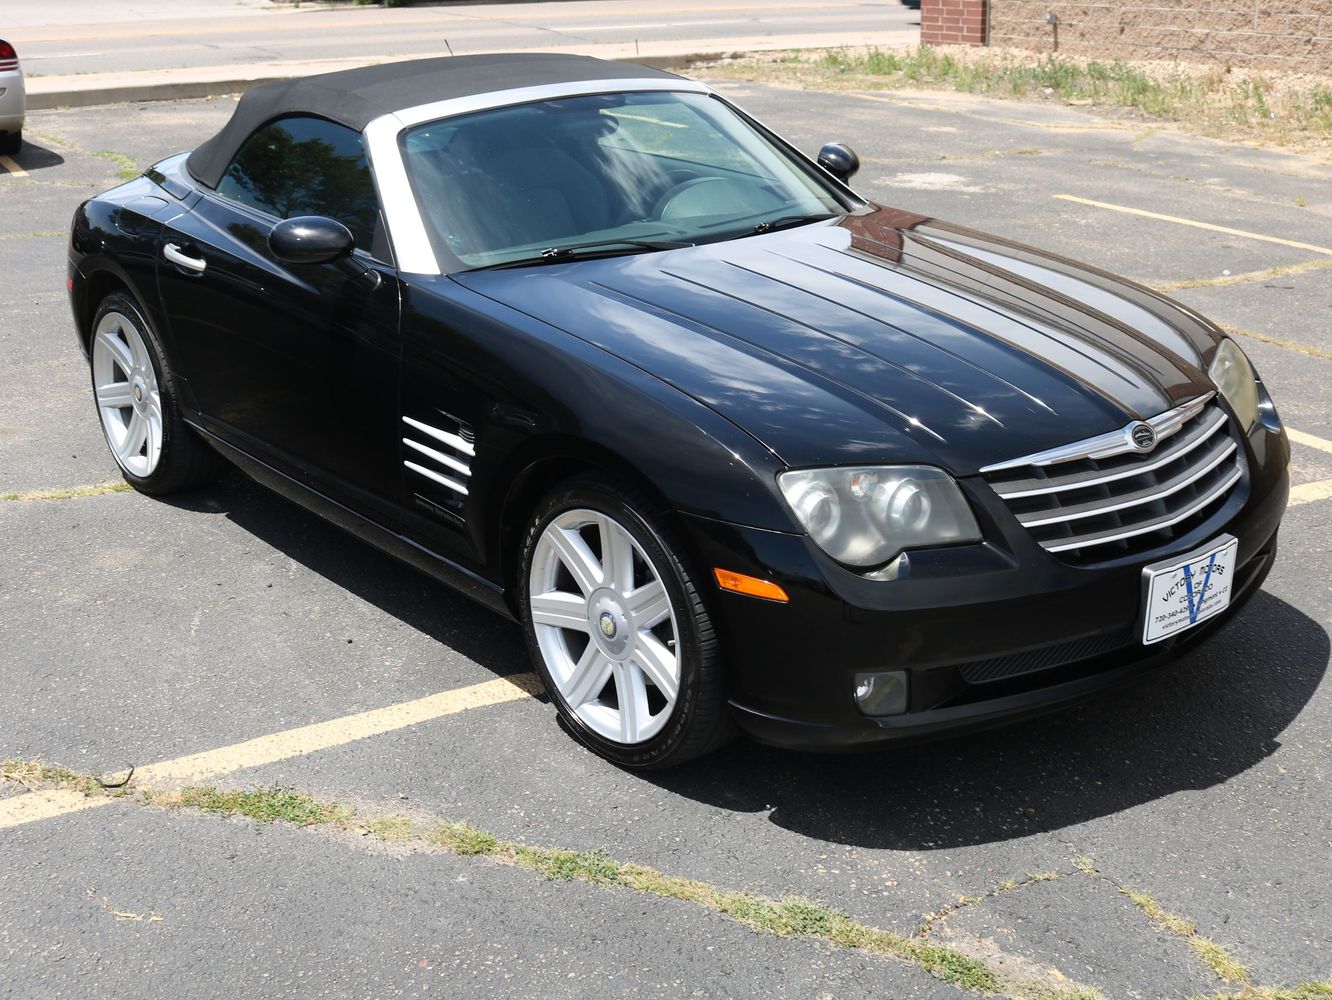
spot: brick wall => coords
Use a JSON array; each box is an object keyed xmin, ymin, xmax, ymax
[
  {"xmin": 987, "ymin": 0, "xmax": 1332, "ymax": 74},
  {"xmin": 921, "ymin": 0, "xmax": 988, "ymax": 45}
]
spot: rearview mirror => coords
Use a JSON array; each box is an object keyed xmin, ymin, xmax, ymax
[
  {"xmin": 269, "ymin": 215, "xmax": 381, "ymax": 291},
  {"xmin": 817, "ymin": 142, "xmax": 860, "ymax": 182},
  {"xmin": 269, "ymin": 215, "xmax": 355, "ymax": 265}
]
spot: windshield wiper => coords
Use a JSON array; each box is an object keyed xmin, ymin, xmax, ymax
[
  {"xmin": 471, "ymin": 237, "xmax": 693, "ymax": 271},
  {"xmin": 752, "ymin": 213, "xmax": 839, "ymax": 234},
  {"xmin": 541, "ymin": 237, "xmax": 694, "ymax": 258}
]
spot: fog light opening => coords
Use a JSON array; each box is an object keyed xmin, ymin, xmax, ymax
[{"xmin": 854, "ymin": 670, "xmax": 908, "ymax": 716}]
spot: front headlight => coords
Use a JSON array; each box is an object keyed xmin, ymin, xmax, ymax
[
  {"xmin": 1208, "ymin": 338, "xmax": 1260, "ymax": 432},
  {"xmin": 777, "ymin": 466, "xmax": 981, "ymax": 567}
]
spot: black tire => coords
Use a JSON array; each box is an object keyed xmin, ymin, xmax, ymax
[
  {"xmin": 89, "ymin": 290, "xmax": 223, "ymax": 496},
  {"xmin": 518, "ymin": 475, "xmax": 734, "ymax": 768},
  {"xmin": 0, "ymin": 131, "xmax": 18, "ymax": 156}
]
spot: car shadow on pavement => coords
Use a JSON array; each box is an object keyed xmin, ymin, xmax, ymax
[
  {"xmin": 651, "ymin": 590, "xmax": 1328, "ymax": 849},
  {"xmin": 164, "ymin": 472, "xmax": 1327, "ymax": 851},
  {"xmin": 161, "ymin": 470, "xmax": 533, "ymax": 680},
  {"xmin": 6, "ymin": 141, "xmax": 64, "ymax": 172}
]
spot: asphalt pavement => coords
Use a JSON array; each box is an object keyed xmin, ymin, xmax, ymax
[
  {"xmin": 9, "ymin": 0, "xmax": 921, "ymax": 107},
  {"xmin": 1, "ymin": 78, "xmax": 1330, "ymax": 999}
]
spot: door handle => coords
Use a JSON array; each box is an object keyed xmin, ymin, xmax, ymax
[{"xmin": 164, "ymin": 242, "xmax": 207, "ymax": 274}]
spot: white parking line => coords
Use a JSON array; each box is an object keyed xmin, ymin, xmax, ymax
[
  {"xmin": 0, "ymin": 156, "xmax": 29, "ymax": 178},
  {"xmin": 1054, "ymin": 195, "xmax": 1332, "ymax": 257},
  {"xmin": 0, "ymin": 672, "xmax": 541, "ymax": 831}
]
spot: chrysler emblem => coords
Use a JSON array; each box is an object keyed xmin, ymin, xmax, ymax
[
  {"xmin": 599, "ymin": 612, "xmax": 617, "ymax": 639},
  {"xmin": 1129, "ymin": 422, "xmax": 1157, "ymax": 452}
]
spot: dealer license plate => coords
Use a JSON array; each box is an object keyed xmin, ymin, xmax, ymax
[{"xmin": 1141, "ymin": 535, "xmax": 1239, "ymax": 645}]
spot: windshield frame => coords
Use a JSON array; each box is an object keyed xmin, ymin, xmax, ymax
[{"xmin": 362, "ymin": 78, "xmax": 866, "ymax": 276}]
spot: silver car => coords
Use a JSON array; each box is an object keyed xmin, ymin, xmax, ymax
[{"xmin": 0, "ymin": 39, "xmax": 24, "ymax": 155}]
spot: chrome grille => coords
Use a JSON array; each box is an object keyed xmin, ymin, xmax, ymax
[{"xmin": 981, "ymin": 394, "xmax": 1246, "ymax": 564}]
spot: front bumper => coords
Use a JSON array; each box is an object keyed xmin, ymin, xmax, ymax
[{"xmin": 676, "ymin": 412, "xmax": 1289, "ymax": 749}]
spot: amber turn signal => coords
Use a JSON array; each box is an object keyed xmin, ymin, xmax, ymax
[{"xmin": 713, "ymin": 568, "xmax": 789, "ymax": 603}]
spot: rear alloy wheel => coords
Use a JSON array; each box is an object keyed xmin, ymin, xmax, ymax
[
  {"xmin": 92, "ymin": 307, "xmax": 164, "ymax": 478},
  {"xmin": 520, "ymin": 478, "xmax": 731, "ymax": 768},
  {"xmin": 89, "ymin": 291, "xmax": 221, "ymax": 495}
]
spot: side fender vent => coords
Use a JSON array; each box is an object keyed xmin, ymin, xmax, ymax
[{"xmin": 402, "ymin": 412, "xmax": 474, "ymax": 514}]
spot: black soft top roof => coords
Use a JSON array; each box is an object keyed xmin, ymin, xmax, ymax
[{"xmin": 185, "ymin": 52, "xmax": 679, "ymax": 188}]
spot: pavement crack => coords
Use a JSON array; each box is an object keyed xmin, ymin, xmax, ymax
[
  {"xmin": 3, "ymin": 759, "xmax": 1098, "ymax": 999},
  {"xmin": 916, "ymin": 867, "xmax": 1067, "ymax": 938},
  {"xmin": 1065, "ymin": 852, "xmax": 1252, "ymax": 986},
  {"xmin": 1218, "ymin": 323, "xmax": 1332, "ymax": 363},
  {"xmin": 1117, "ymin": 886, "xmax": 1250, "ymax": 985},
  {"xmin": 1153, "ymin": 258, "xmax": 1332, "ymax": 293}
]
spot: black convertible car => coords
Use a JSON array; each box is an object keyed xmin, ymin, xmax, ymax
[{"xmin": 69, "ymin": 54, "xmax": 1289, "ymax": 767}]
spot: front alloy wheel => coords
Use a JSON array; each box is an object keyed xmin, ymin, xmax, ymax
[
  {"xmin": 530, "ymin": 508, "xmax": 680, "ymax": 745},
  {"xmin": 520, "ymin": 478, "xmax": 730, "ymax": 767}
]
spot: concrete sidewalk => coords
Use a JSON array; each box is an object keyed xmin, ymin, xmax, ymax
[
  {"xmin": 13, "ymin": 0, "xmax": 919, "ymax": 109},
  {"xmin": 24, "ymin": 31, "xmax": 916, "ymax": 109}
]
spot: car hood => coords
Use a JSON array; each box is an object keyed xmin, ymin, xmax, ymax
[{"xmin": 452, "ymin": 205, "xmax": 1219, "ymax": 474}]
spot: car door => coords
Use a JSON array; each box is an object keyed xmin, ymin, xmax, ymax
[{"xmin": 156, "ymin": 115, "xmax": 402, "ymax": 521}]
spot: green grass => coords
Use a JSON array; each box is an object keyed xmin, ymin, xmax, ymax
[
  {"xmin": 3, "ymin": 759, "xmax": 1005, "ymax": 993},
  {"xmin": 1122, "ymin": 888, "xmax": 1250, "ymax": 983},
  {"xmin": 93, "ymin": 150, "xmax": 140, "ymax": 181},
  {"xmin": 2, "ymin": 482, "xmax": 132, "ymax": 502},
  {"xmin": 704, "ymin": 46, "xmax": 1332, "ymax": 151},
  {"xmin": 810, "ymin": 46, "xmax": 1190, "ymax": 117},
  {"xmin": 1, "ymin": 758, "xmax": 105, "ymax": 796},
  {"xmin": 367, "ymin": 815, "xmax": 416, "ymax": 841},
  {"xmin": 145, "ymin": 786, "xmax": 350, "ymax": 827},
  {"xmin": 13, "ymin": 759, "xmax": 1292, "ymax": 999}
]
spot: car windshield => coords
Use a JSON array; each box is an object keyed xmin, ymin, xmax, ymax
[{"xmin": 400, "ymin": 90, "xmax": 848, "ymax": 269}]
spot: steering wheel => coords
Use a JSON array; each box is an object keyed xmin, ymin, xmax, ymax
[{"xmin": 654, "ymin": 177, "xmax": 742, "ymax": 223}]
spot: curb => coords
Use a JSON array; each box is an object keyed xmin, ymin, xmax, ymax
[{"xmin": 23, "ymin": 51, "xmax": 741, "ymax": 111}]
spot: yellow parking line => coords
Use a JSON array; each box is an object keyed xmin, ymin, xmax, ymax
[
  {"xmin": 1288, "ymin": 427, "xmax": 1332, "ymax": 456},
  {"xmin": 1290, "ymin": 478, "xmax": 1332, "ymax": 507},
  {"xmin": 0, "ymin": 672, "xmax": 541, "ymax": 831},
  {"xmin": 0, "ymin": 155, "xmax": 29, "ymax": 178},
  {"xmin": 1054, "ymin": 195, "xmax": 1332, "ymax": 258},
  {"xmin": 0, "ymin": 788, "xmax": 119, "ymax": 827}
]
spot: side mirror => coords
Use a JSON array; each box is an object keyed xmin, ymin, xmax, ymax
[
  {"xmin": 269, "ymin": 215, "xmax": 355, "ymax": 264},
  {"xmin": 269, "ymin": 215, "xmax": 380, "ymax": 291},
  {"xmin": 817, "ymin": 142, "xmax": 860, "ymax": 182}
]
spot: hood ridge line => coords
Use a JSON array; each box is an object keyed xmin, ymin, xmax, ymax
[
  {"xmin": 658, "ymin": 263, "xmax": 1001, "ymax": 428},
  {"xmin": 585, "ymin": 277, "xmax": 948, "ymax": 445},
  {"xmin": 906, "ymin": 232, "xmax": 1193, "ymax": 399},
  {"xmin": 817, "ymin": 244, "xmax": 1144, "ymax": 422}
]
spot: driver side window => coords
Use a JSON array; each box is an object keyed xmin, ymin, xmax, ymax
[{"xmin": 216, "ymin": 115, "xmax": 382, "ymax": 258}]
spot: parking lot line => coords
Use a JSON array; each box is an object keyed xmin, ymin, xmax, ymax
[
  {"xmin": 1054, "ymin": 195, "xmax": 1332, "ymax": 257},
  {"xmin": 0, "ymin": 672, "xmax": 541, "ymax": 832},
  {"xmin": 1290, "ymin": 478, "xmax": 1332, "ymax": 507},
  {"xmin": 0, "ymin": 156, "xmax": 29, "ymax": 178},
  {"xmin": 1288, "ymin": 427, "xmax": 1332, "ymax": 456}
]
